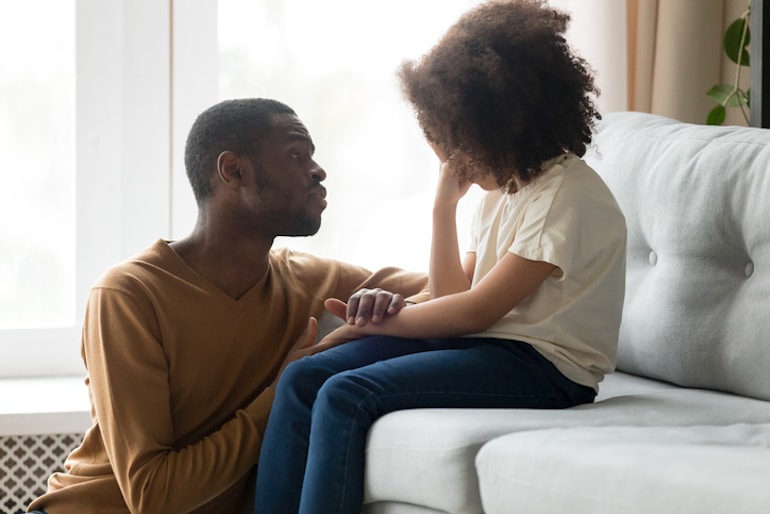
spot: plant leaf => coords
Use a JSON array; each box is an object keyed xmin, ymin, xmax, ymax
[
  {"xmin": 707, "ymin": 105, "xmax": 726, "ymax": 125},
  {"xmin": 707, "ymin": 84, "xmax": 733, "ymax": 103},
  {"xmin": 724, "ymin": 17, "xmax": 750, "ymax": 66},
  {"xmin": 706, "ymin": 84, "xmax": 749, "ymax": 107}
]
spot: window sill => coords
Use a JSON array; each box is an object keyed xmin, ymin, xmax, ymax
[{"xmin": 0, "ymin": 376, "xmax": 91, "ymax": 436}]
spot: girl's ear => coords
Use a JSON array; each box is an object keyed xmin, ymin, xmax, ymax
[{"xmin": 216, "ymin": 151, "xmax": 242, "ymax": 188}]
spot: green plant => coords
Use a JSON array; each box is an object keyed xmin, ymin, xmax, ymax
[{"xmin": 706, "ymin": 4, "xmax": 751, "ymax": 125}]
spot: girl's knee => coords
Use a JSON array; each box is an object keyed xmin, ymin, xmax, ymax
[
  {"xmin": 314, "ymin": 371, "xmax": 377, "ymax": 416},
  {"xmin": 276, "ymin": 357, "xmax": 327, "ymax": 397},
  {"xmin": 276, "ymin": 358, "xmax": 305, "ymax": 390}
]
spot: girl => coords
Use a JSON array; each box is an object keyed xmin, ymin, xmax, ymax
[{"xmin": 254, "ymin": 1, "xmax": 626, "ymax": 512}]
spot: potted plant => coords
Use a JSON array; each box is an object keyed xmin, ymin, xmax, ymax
[{"xmin": 706, "ymin": 4, "xmax": 751, "ymax": 125}]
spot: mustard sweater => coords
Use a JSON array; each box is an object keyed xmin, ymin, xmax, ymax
[{"xmin": 29, "ymin": 240, "xmax": 427, "ymax": 514}]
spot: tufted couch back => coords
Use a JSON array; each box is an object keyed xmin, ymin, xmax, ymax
[{"xmin": 585, "ymin": 112, "xmax": 770, "ymax": 401}]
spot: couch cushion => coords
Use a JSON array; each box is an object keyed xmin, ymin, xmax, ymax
[
  {"xmin": 476, "ymin": 423, "xmax": 770, "ymax": 514},
  {"xmin": 363, "ymin": 372, "xmax": 770, "ymax": 513},
  {"xmin": 363, "ymin": 502, "xmax": 448, "ymax": 514},
  {"xmin": 584, "ymin": 112, "xmax": 770, "ymax": 400}
]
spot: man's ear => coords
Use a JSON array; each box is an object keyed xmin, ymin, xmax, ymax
[{"xmin": 216, "ymin": 151, "xmax": 242, "ymax": 188}]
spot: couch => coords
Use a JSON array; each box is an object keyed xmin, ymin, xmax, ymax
[{"xmin": 359, "ymin": 111, "xmax": 770, "ymax": 514}]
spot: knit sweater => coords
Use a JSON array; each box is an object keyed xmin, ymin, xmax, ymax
[{"xmin": 29, "ymin": 239, "xmax": 427, "ymax": 514}]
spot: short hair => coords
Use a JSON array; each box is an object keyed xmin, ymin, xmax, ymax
[
  {"xmin": 184, "ymin": 98, "xmax": 296, "ymax": 205},
  {"xmin": 398, "ymin": 0, "xmax": 600, "ymax": 191}
]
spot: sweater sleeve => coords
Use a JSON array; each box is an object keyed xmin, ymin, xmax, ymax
[
  {"xmin": 289, "ymin": 252, "xmax": 430, "ymax": 303},
  {"xmin": 354, "ymin": 265, "xmax": 431, "ymax": 305},
  {"xmin": 82, "ymin": 286, "xmax": 272, "ymax": 513}
]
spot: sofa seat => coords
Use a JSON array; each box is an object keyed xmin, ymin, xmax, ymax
[
  {"xmin": 362, "ymin": 372, "xmax": 770, "ymax": 514},
  {"xmin": 476, "ymin": 423, "xmax": 770, "ymax": 514}
]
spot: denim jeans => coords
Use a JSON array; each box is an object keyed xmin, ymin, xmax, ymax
[{"xmin": 254, "ymin": 336, "xmax": 595, "ymax": 514}]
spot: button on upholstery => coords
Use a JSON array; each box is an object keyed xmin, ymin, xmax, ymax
[
  {"xmin": 649, "ymin": 251, "xmax": 657, "ymax": 266},
  {"xmin": 745, "ymin": 262, "xmax": 754, "ymax": 277}
]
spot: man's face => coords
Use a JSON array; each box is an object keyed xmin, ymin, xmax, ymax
[{"xmin": 243, "ymin": 113, "xmax": 327, "ymax": 237}]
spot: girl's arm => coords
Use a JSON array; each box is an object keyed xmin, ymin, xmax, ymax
[
  {"xmin": 430, "ymin": 161, "xmax": 474, "ymax": 298},
  {"xmin": 324, "ymin": 251, "xmax": 556, "ymax": 342}
]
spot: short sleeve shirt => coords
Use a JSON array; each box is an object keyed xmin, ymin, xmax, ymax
[{"xmin": 468, "ymin": 154, "xmax": 626, "ymax": 390}]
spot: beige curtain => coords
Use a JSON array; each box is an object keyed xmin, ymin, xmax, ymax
[{"xmin": 627, "ymin": 0, "xmax": 751, "ymax": 125}]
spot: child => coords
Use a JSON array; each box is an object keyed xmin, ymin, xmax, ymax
[{"xmin": 254, "ymin": 1, "xmax": 626, "ymax": 513}]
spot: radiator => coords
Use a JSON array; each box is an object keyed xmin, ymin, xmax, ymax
[{"xmin": 0, "ymin": 433, "xmax": 83, "ymax": 514}]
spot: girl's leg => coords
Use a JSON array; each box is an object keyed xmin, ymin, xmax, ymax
[
  {"xmin": 254, "ymin": 336, "xmax": 441, "ymax": 514},
  {"xmin": 297, "ymin": 337, "xmax": 595, "ymax": 514}
]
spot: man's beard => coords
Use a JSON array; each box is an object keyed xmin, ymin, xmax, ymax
[
  {"xmin": 281, "ymin": 214, "xmax": 322, "ymax": 237},
  {"xmin": 247, "ymin": 210, "xmax": 322, "ymax": 238}
]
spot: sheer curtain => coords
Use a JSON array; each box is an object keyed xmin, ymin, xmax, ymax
[
  {"xmin": 629, "ymin": 0, "xmax": 749, "ymax": 125},
  {"xmin": 553, "ymin": 0, "xmax": 750, "ymax": 125}
]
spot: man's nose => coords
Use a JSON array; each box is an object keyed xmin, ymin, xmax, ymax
[{"xmin": 310, "ymin": 162, "xmax": 327, "ymax": 182}]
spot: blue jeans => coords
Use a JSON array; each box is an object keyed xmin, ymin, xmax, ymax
[{"xmin": 254, "ymin": 336, "xmax": 595, "ymax": 514}]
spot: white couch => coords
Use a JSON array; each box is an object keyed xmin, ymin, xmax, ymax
[{"xmin": 360, "ymin": 112, "xmax": 770, "ymax": 514}]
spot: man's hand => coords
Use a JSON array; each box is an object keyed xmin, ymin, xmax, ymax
[
  {"xmin": 340, "ymin": 288, "xmax": 407, "ymax": 326},
  {"xmin": 316, "ymin": 321, "xmax": 363, "ymax": 348}
]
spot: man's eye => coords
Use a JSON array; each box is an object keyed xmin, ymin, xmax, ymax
[{"xmin": 289, "ymin": 150, "xmax": 301, "ymax": 160}]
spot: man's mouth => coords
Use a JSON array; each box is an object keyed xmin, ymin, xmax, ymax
[{"xmin": 309, "ymin": 186, "xmax": 327, "ymax": 208}]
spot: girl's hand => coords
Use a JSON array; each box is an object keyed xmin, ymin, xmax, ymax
[
  {"xmin": 427, "ymin": 140, "xmax": 472, "ymax": 205},
  {"xmin": 435, "ymin": 161, "xmax": 472, "ymax": 207}
]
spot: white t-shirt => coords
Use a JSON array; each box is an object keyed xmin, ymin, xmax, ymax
[{"xmin": 468, "ymin": 153, "xmax": 626, "ymax": 390}]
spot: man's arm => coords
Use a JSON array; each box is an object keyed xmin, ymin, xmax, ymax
[{"xmin": 83, "ymin": 288, "xmax": 273, "ymax": 513}]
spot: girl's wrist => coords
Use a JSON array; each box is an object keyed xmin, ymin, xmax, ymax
[{"xmin": 433, "ymin": 198, "xmax": 459, "ymax": 211}]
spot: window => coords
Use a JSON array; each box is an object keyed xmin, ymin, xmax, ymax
[
  {"xmin": 1, "ymin": 2, "xmax": 75, "ymax": 330},
  {"xmin": 1, "ymin": 0, "xmax": 172, "ymax": 377},
  {"xmin": 171, "ymin": 0, "xmax": 485, "ymax": 273},
  {"xmin": 0, "ymin": 0, "xmax": 80, "ymax": 376}
]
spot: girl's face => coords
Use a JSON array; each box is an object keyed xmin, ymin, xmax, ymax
[
  {"xmin": 428, "ymin": 138, "xmax": 527, "ymax": 193},
  {"xmin": 471, "ymin": 173, "xmax": 501, "ymax": 191},
  {"xmin": 428, "ymin": 140, "xmax": 497, "ymax": 188},
  {"xmin": 428, "ymin": 141, "xmax": 492, "ymax": 182}
]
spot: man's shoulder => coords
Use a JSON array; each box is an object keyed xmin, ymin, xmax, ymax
[
  {"xmin": 268, "ymin": 247, "xmax": 372, "ymax": 288},
  {"xmin": 93, "ymin": 239, "xmax": 177, "ymax": 292},
  {"xmin": 269, "ymin": 246, "xmax": 351, "ymax": 272}
]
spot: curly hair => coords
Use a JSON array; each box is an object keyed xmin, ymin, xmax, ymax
[
  {"xmin": 184, "ymin": 98, "xmax": 296, "ymax": 206},
  {"xmin": 398, "ymin": 0, "xmax": 600, "ymax": 191}
]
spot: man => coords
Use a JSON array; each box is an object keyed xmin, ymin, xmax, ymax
[{"xmin": 28, "ymin": 98, "xmax": 427, "ymax": 514}]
